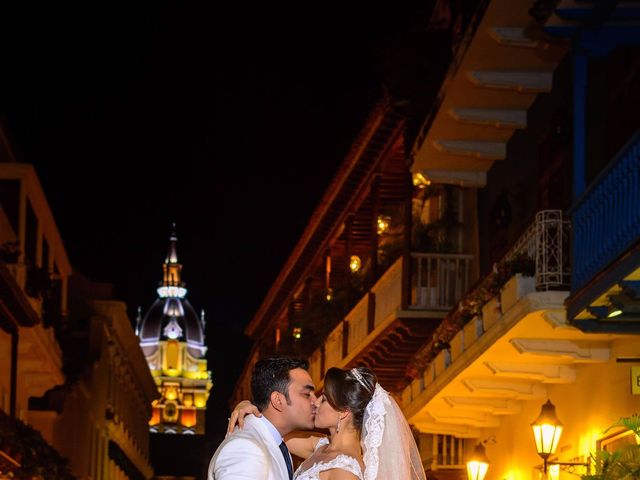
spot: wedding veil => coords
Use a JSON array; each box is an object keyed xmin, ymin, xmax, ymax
[{"xmin": 361, "ymin": 384, "xmax": 426, "ymax": 480}]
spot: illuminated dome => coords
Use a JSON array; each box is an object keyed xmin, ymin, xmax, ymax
[{"xmin": 137, "ymin": 227, "xmax": 206, "ymax": 358}]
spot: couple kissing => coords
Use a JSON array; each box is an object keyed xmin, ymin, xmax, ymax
[{"xmin": 208, "ymin": 356, "xmax": 425, "ymax": 480}]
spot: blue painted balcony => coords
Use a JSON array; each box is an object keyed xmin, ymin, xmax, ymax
[{"xmin": 567, "ymin": 130, "xmax": 640, "ymax": 329}]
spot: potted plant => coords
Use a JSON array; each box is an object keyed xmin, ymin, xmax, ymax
[{"xmin": 583, "ymin": 415, "xmax": 640, "ymax": 480}]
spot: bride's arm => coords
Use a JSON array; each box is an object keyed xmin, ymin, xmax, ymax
[
  {"xmin": 227, "ymin": 400, "xmax": 262, "ymax": 434},
  {"xmin": 227, "ymin": 401, "xmax": 326, "ymax": 459},
  {"xmin": 284, "ymin": 432, "xmax": 326, "ymax": 459}
]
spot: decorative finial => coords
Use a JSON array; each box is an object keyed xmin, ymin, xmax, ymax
[
  {"xmin": 166, "ymin": 223, "xmax": 179, "ymax": 264},
  {"xmin": 135, "ymin": 306, "xmax": 142, "ymax": 336}
]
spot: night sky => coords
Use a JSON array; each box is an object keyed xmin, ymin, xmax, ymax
[{"xmin": 1, "ymin": 0, "xmax": 429, "ymax": 471}]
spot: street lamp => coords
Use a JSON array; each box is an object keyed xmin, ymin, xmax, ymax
[
  {"xmin": 531, "ymin": 399, "xmax": 563, "ymax": 472},
  {"xmin": 466, "ymin": 442, "xmax": 490, "ymax": 480},
  {"xmin": 531, "ymin": 399, "xmax": 589, "ymax": 474}
]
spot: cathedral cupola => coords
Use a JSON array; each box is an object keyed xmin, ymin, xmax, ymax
[
  {"xmin": 137, "ymin": 225, "xmax": 212, "ymax": 434},
  {"xmin": 138, "ymin": 227, "xmax": 205, "ymax": 354}
]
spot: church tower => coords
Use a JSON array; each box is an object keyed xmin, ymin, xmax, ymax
[{"xmin": 137, "ymin": 227, "xmax": 212, "ymax": 434}]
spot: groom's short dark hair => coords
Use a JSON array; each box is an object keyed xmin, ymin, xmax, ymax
[{"xmin": 251, "ymin": 356, "xmax": 309, "ymax": 411}]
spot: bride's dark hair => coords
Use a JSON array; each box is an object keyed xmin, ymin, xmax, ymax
[{"xmin": 323, "ymin": 366, "xmax": 377, "ymax": 431}]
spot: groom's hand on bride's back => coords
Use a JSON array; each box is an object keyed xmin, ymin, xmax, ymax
[{"xmin": 226, "ymin": 400, "xmax": 261, "ymax": 435}]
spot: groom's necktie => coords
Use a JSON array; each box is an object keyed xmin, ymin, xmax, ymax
[{"xmin": 279, "ymin": 441, "xmax": 293, "ymax": 480}]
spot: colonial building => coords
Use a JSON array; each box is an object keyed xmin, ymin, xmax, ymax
[
  {"xmin": 233, "ymin": 0, "xmax": 639, "ymax": 478},
  {"xmin": 402, "ymin": 0, "xmax": 640, "ymax": 478},
  {"xmin": 52, "ymin": 289, "xmax": 158, "ymax": 480},
  {"xmin": 0, "ymin": 161, "xmax": 71, "ymax": 478},
  {"xmin": 137, "ymin": 230, "xmax": 212, "ymax": 436},
  {"xmin": 1, "ymin": 154, "xmax": 158, "ymax": 479}
]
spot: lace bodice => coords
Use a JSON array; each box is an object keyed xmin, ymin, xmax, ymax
[{"xmin": 294, "ymin": 438, "xmax": 363, "ymax": 480}]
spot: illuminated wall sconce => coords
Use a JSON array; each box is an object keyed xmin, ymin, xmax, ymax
[
  {"xmin": 326, "ymin": 288, "xmax": 334, "ymax": 302},
  {"xmin": 466, "ymin": 442, "xmax": 490, "ymax": 480},
  {"xmin": 531, "ymin": 399, "xmax": 590, "ymax": 474},
  {"xmin": 412, "ymin": 172, "xmax": 431, "ymax": 188},
  {"xmin": 377, "ymin": 215, "xmax": 390, "ymax": 235},
  {"xmin": 349, "ymin": 255, "xmax": 362, "ymax": 273},
  {"xmin": 292, "ymin": 327, "xmax": 302, "ymax": 340},
  {"xmin": 588, "ymin": 298, "xmax": 623, "ymax": 319},
  {"xmin": 606, "ymin": 296, "xmax": 624, "ymax": 317},
  {"xmin": 586, "ymin": 289, "xmax": 640, "ymax": 319}
]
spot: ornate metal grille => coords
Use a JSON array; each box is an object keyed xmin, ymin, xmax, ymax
[{"xmin": 504, "ymin": 210, "xmax": 571, "ymax": 291}]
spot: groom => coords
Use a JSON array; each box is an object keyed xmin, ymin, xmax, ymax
[{"xmin": 208, "ymin": 356, "xmax": 317, "ymax": 480}]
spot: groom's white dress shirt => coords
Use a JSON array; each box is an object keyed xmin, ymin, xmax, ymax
[{"xmin": 208, "ymin": 415, "xmax": 291, "ymax": 480}]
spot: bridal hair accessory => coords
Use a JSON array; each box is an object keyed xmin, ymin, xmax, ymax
[
  {"xmin": 361, "ymin": 384, "xmax": 426, "ymax": 480},
  {"xmin": 350, "ymin": 368, "xmax": 374, "ymax": 394}
]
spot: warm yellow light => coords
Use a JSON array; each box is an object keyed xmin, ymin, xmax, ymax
[
  {"xmin": 349, "ymin": 255, "xmax": 361, "ymax": 272},
  {"xmin": 184, "ymin": 370, "xmax": 210, "ymax": 380},
  {"xmin": 466, "ymin": 443, "xmax": 490, "ymax": 480},
  {"xmin": 466, "ymin": 461, "xmax": 489, "ymax": 480},
  {"xmin": 412, "ymin": 172, "xmax": 431, "ymax": 188},
  {"xmin": 532, "ymin": 423, "xmax": 563, "ymax": 456},
  {"xmin": 165, "ymin": 386, "xmax": 178, "ymax": 401},
  {"xmin": 149, "ymin": 406, "xmax": 161, "ymax": 426},
  {"xmin": 326, "ymin": 288, "xmax": 334, "ymax": 302},
  {"xmin": 183, "ymin": 393, "xmax": 193, "ymax": 407},
  {"xmin": 292, "ymin": 327, "xmax": 302, "ymax": 340},
  {"xmin": 531, "ymin": 400, "xmax": 563, "ymax": 458},
  {"xmin": 180, "ymin": 408, "xmax": 197, "ymax": 428},
  {"xmin": 194, "ymin": 393, "xmax": 206, "ymax": 408},
  {"xmin": 377, "ymin": 215, "xmax": 390, "ymax": 235},
  {"xmin": 548, "ymin": 464, "xmax": 560, "ymax": 480}
]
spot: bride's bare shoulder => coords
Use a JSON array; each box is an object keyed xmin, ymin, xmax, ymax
[{"xmin": 285, "ymin": 432, "xmax": 327, "ymax": 459}]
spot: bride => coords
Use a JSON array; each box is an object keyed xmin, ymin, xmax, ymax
[{"xmin": 230, "ymin": 366, "xmax": 426, "ymax": 480}]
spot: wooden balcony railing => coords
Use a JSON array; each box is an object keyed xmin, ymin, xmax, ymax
[{"xmin": 571, "ymin": 130, "xmax": 640, "ymax": 292}]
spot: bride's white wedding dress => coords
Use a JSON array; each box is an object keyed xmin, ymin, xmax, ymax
[{"xmin": 293, "ymin": 438, "xmax": 363, "ymax": 480}]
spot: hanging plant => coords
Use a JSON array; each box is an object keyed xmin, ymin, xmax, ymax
[{"xmin": 0, "ymin": 411, "xmax": 76, "ymax": 480}]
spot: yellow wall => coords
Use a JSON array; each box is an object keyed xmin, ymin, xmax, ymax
[{"xmin": 483, "ymin": 337, "xmax": 639, "ymax": 480}]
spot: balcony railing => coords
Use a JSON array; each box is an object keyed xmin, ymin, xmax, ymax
[
  {"xmin": 308, "ymin": 252, "xmax": 473, "ymax": 383},
  {"xmin": 571, "ymin": 131, "xmax": 640, "ymax": 292},
  {"xmin": 506, "ymin": 209, "xmax": 570, "ymax": 291},
  {"xmin": 408, "ymin": 210, "xmax": 570, "ymax": 381},
  {"xmin": 411, "ymin": 253, "xmax": 473, "ymax": 309}
]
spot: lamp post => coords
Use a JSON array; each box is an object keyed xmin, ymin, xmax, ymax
[
  {"xmin": 466, "ymin": 442, "xmax": 490, "ymax": 480},
  {"xmin": 531, "ymin": 399, "xmax": 590, "ymax": 475},
  {"xmin": 531, "ymin": 399, "xmax": 563, "ymax": 473}
]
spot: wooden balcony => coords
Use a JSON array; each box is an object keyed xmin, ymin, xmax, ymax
[
  {"xmin": 309, "ymin": 253, "xmax": 473, "ymax": 392},
  {"xmin": 567, "ymin": 131, "xmax": 640, "ymax": 331}
]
